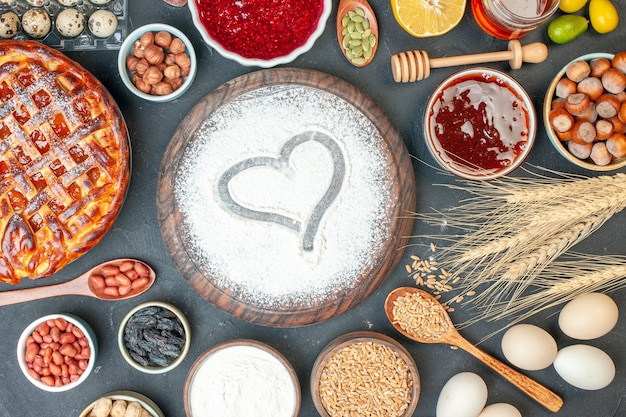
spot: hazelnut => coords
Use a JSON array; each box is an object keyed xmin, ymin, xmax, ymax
[
  {"xmin": 590, "ymin": 57, "xmax": 612, "ymax": 78},
  {"xmin": 126, "ymin": 55, "xmax": 140, "ymax": 72},
  {"xmin": 133, "ymin": 78, "xmax": 151, "ymax": 94},
  {"xmin": 549, "ymin": 108, "xmax": 574, "ymax": 133},
  {"xmin": 155, "ymin": 30, "xmax": 172, "ymax": 49},
  {"xmin": 620, "ymin": 101, "xmax": 626, "ymax": 123},
  {"xmin": 143, "ymin": 66, "xmax": 163, "ymax": 85},
  {"xmin": 612, "ymin": 52, "xmax": 626, "ymax": 74},
  {"xmin": 606, "ymin": 132, "xmax": 626, "ymax": 158},
  {"xmin": 568, "ymin": 139, "xmax": 592, "ymax": 160},
  {"xmin": 133, "ymin": 42, "xmax": 145, "ymax": 59},
  {"xmin": 166, "ymin": 77, "xmax": 184, "ymax": 90},
  {"xmin": 590, "ymin": 142, "xmax": 612, "ymax": 166},
  {"xmin": 576, "ymin": 77, "xmax": 604, "ymax": 100},
  {"xmin": 153, "ymin": 81, "xmax": 173, "ymax": 96},
  {"xmin": 595, "ymin": 119, "xmax": 615, "ymax": 140},
  {"xmin": 164, "ymin": 65, "xmax": 181, "ymax": 80},
  {"xmin": 566, "ymin": 60, "xmax": 591, "ymax": 83},
  {"xmin": 601, "ymin": 68, "xmax": 626, "ymax": 95},
  {"xmin": 169, "ymin": 37, "xmax": 186, "ymax": 54},
  {"xmin": 165, "ymin": 53, "xmax": 177, "ymax": 66},
  {"xmin": 595, "ymin": 94, "xmax": 621, "ymax": 119},
  {"xmin": 571, "ymin": 120, "xmax": 596, "ymax": 144},
  {"xmin": 174, "ymin": 52, "xmax": 191, "ymax": 69},
  {"xmin": 555, "ymin": 77, "xmax": 577, "ymax": 99},
  {"xmin": 139, "ymin": 31, "xmax": 154, "ymax": 49},
  {"xmin": 144, "ymin": 44, "xmax": 165, "ymax": 65},
  {"xmin": 180, "ymin": 66, "xmax": 191, "ymax": 77},
  {"xmin": 564, "ymin": 92, "xmax": 592, "ymax": 116},
  {"xmin": 135, "ymin": 58, "xmax": 150, "ymax": 76},
  {"xmin": 611, "ymin": 116, "xmax": 626, "ymax": 133}
]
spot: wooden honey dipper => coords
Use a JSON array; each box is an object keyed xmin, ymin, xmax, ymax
[{"xmin": 391, "ymin": 40, "xmax": 548, "ymax": 83}]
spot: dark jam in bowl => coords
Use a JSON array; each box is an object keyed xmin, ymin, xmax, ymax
[
  {"xmin": 426, "ymin": 70, "xmax": 533, "ymax": 179},
  {"xmin": 194, "ymin": 0, "xmax": 324, "ymax": 60}
]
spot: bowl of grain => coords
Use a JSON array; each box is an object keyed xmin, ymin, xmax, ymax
[
  {"xmin": 79, "ymin": 391, "xmax": 164, "ymax": 417},
  {"xmin": 311, "ymin": 331, "xmax": 420, "ymax": 417},
  {"xmin": 184, "ymin": 339, "xmax": 301, "ymax": 417},
  {"xmin": 544, "ymin": 52, "xmax": 626, "ymax": 171}
]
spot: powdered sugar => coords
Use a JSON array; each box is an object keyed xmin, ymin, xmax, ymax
[{"xmin": 174, "ymin": 84, "xmax": 393, "ymax": 310}]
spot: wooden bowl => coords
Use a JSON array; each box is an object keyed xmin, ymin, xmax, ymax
[
  {"xmin": 544, "ymin": 53, "xmax": 626, "ymax": 171},
  {"xmin": 183, "ymin": 339, "xmax": 301, "ymax": 417},
  {"xmin": 157, "ymin": 68, "xmax": 416, "ymax": 327},
  {"xmin": 310, "ymin": 331, "xmax": 420, "ymax": 417}
]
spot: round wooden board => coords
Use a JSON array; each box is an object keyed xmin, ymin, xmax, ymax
[{"xmin": 157, "ymin": 68, "xmax": 416, "ymax": 327}]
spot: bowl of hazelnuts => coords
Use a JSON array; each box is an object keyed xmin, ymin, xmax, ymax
[{"xmin": 118, "ymin": 23, "xmax": 197, "ymax": 102}]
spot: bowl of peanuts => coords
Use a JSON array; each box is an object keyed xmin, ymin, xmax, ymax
[
  {"xmin": 79, "ymin": 391, "xmax": 165, "ymax": 417},
  {"xmin": 544, "ymin": 52, "xmax": 626, "ymax": 170},
  {"xmin": 117, "ymin": 23, "xmax": 197, "ymax": 102},
  {"xmin": 310, "ymin": 331, "xmax": 420, "ymax": 417},
  {"xmin": 16, "ymin": 313, "xmax": 97, "ymax": 392}
]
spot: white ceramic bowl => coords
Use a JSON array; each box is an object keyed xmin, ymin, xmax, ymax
[
  {"xmin": 79, "ymin": 391, "xmax": 165, "ymax": 417},
  {"xmin": 118, "ymin": 301, "xmax": 191, "ymax": 374},
  {"xmin": 188, "ymin": 0, "xmax": 331, "ymax": 68},
  {"xmin": 117, "ymin": 23, "xmax": 197, "ymax": 102},
  {"xmin": 544, "ymin": 53, "xmax": 626, "ymax": 171},
  {"xmin": 424, "ymin": 67, "xmax": 537, "ymax": 180},
  {"xmin": 184, "ymin": 339, "xmax": 301, "ymax": 417},
  {"xmin": 17, "ymin": 313, "xmax": 97, "ymax": 392}
]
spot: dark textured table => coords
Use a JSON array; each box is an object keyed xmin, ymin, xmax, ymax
[{"xmin": 1, "ymin": 1, "xmax": 625, "ymax": 416}]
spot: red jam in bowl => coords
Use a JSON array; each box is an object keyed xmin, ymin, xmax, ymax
[
  {"xmin": 194, "ymin": 0, "xmax": 324, "ymax": 60},
  {"xmin": 426, "ymin": 70, "xmax": 533, "ymax": 179}
]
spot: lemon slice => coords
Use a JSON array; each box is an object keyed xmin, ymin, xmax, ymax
[{"xmin": 391, "ymin": 0, "xmax": 467, "ymax": 38}]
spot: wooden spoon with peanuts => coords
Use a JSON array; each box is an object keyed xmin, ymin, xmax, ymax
[
  {"xmin": 384, "ymin": 287, "xmax": 563, "ymax": 412},
  {"xmin": 0, "ymin": 259, "xmax": 155, "ymax": 306}
]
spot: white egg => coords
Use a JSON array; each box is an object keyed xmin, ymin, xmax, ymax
[
  {"xmin": 553, "ymin": 344, "xmax": 615, "ymax": 390},
  {"xmin": 55, "ymin": 8, "xmax": 85, "ymax": 38},
  {"xmin": 21, "ymin": 8, "xmax": 51, "ymax": 39},
  {"xmin": 89, "ymin": 0, "xmax": 112, "ymax": 4},
  {"xmin": 558, "ymin": 293, "xmax": 618, "ymax": 340},
  {"xmin": 477, "ymin": 403, "xmax": 522, "ymax": 417},
  {"xmin": 58, "ymin": 0, "xmax": 79, "ymax": 5},
  {"xmin": 88, "ymin": 9, "xmax": 117, "ymax": 38},
  {"xmin": 501, "ymin": 324, "xmax": 557, "ymax": 370},
  {"xmin": 26, "ymin": 0, "xmax": 47, "ymax": 6},
  {"xmin": 437, "ymin": 372, "xmax": 488, "ymax": 417}
]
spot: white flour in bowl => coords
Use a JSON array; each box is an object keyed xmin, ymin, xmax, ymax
[{"xmin": 174, "ymin": 84, "xmax": 393, "ymax": 310}]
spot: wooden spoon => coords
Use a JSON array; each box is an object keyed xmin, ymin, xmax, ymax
[
  {"xmin": 384, "ymin": 287, "xmax": 563, "ymax": 413},
  {"xmin": 337, "ymin": 0, "xmax": 379, "ymax": 67},
  {"xmin": 0, "ymin": 259, "xmax": 155, "ymax": 306}
]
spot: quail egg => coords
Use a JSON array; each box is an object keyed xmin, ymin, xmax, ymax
[
  {"xmin": 55, "ymin": 8, "xmax": 85, "ymax": 38},
  {"xmin": 89, "ymin": 0, "xmax": 112, "ymax": 4},
  {"xmin": 26, "ymin": 0, "xmax": 47, "ymax": 6},
  {"xmin": 58, "ymin": 0, "xmax": 80, "ymax": 5},
  {"xmin": 88, "ymin": 9, "xmax": 117, "ymax": 38},
  {"xmin": 0, "ymin": 11, "xmax": 20, "ymax": 39},
  {"xmin": 22, "ymin": 8, "xmax": 52, "ymax": 39}
]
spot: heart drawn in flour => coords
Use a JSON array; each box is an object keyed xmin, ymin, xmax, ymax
[{"xmin": 217, "ymin": 131, "xmax": 345, "ymax": 251}]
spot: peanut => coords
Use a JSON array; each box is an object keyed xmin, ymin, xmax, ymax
[
  {"xmin": 89, "ymin": 260, "xmax": 152, "ymax": 299},
  {"xmin": 23, "ymin": 317, "xmax": 91, "ymax": 388}
]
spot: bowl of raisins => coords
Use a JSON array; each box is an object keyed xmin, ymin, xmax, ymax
[{"xmin": 118, "ymin": 301, "xmax": 191, "ymax": 374}]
